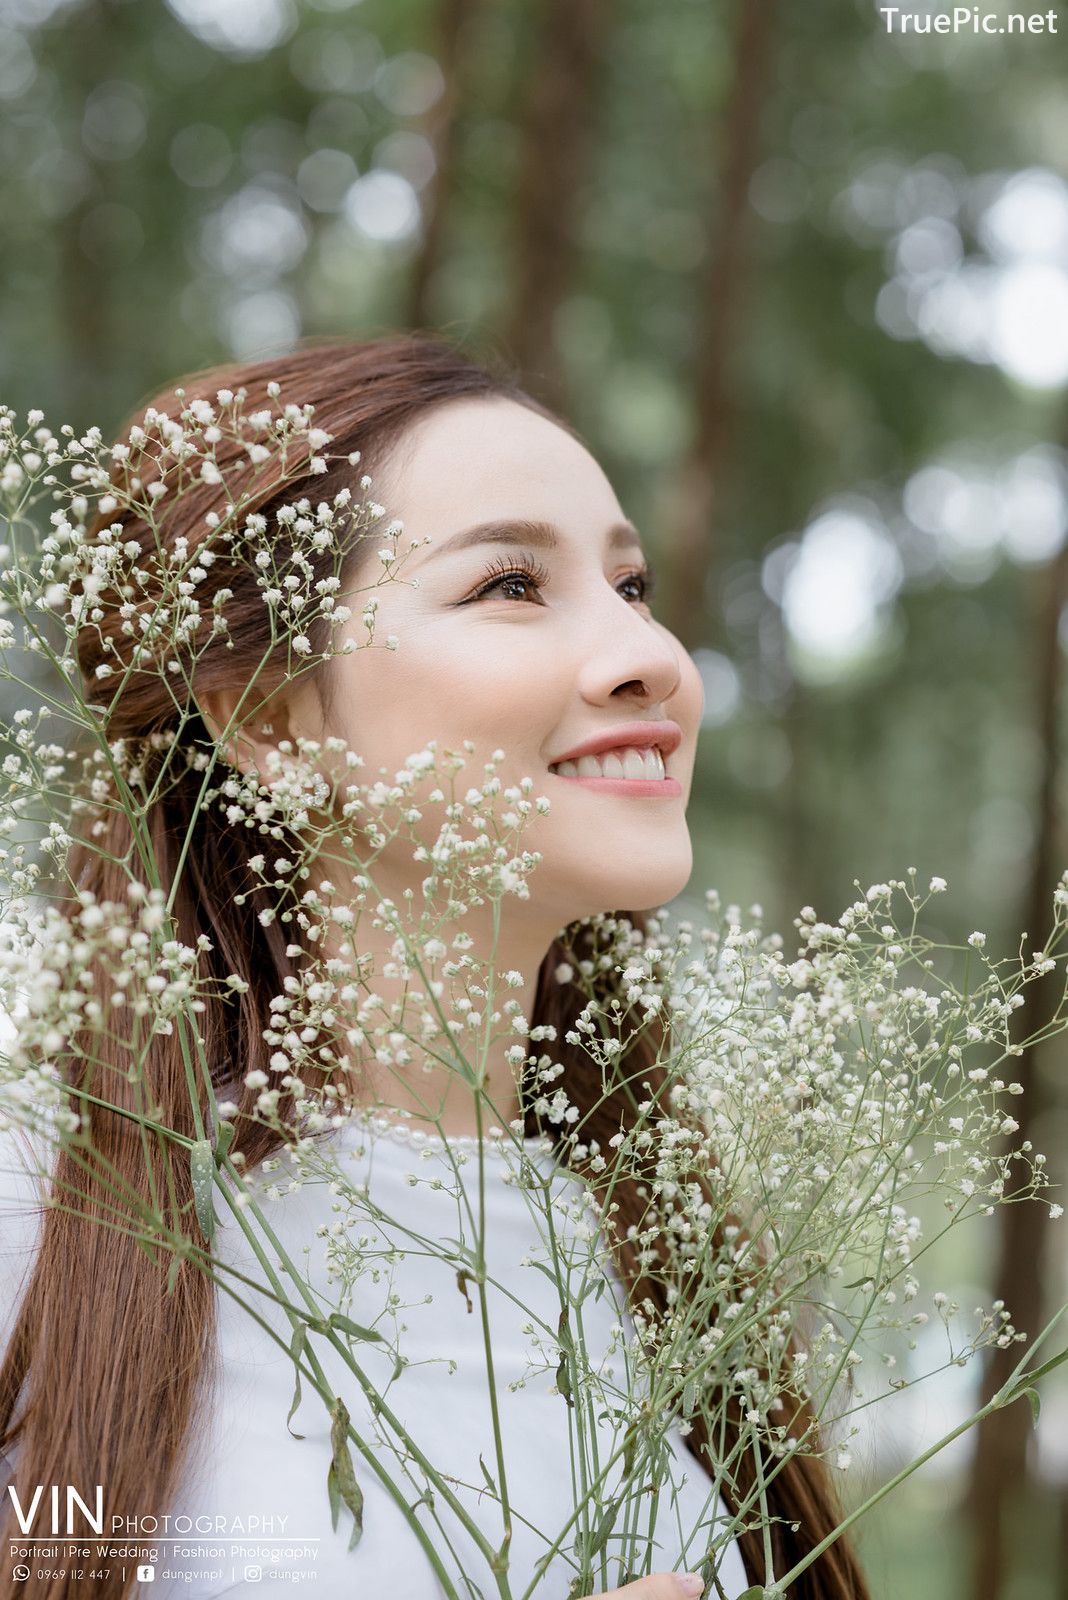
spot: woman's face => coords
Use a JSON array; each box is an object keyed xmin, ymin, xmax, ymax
[{"xmin": 315, "ymin": 395, "xmax": 704, "ymax": 928}]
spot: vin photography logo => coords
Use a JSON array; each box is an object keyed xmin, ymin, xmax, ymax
[
  {"xmin": 4, "ymin": 1485, "xmax": 318, "ymax": 1592},
  {"xmin": 6, "ymin": 1483, "xmax": 105, "ymax": 1537}
]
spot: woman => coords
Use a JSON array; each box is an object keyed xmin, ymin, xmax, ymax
[{"xmin": 0, "ymin": 334, "xmax": 869, "ymax": 1600}]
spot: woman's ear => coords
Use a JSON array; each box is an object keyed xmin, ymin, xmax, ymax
[
  {"xmin": 197, "ymin": 675, "xmax": 326, "ymax": 782},
  {"xmin": 196, "ymin": 687, "xmax": 273, "ymax": 776}
]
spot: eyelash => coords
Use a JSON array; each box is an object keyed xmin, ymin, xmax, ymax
[{"xmin": 465, "ymin": 551, "xmax": 657, "ymax": 607}]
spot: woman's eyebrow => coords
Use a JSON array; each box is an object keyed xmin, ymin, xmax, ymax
[{"xmin": 417, "ymin": 517, "xmax": 647, "ymax": 565}]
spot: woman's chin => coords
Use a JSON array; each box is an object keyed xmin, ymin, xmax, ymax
[{"xmin": 556, "ymin": 849, "xmax": 694, "ymax": 921}]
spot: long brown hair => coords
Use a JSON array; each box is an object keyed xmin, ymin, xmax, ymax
[{"xmin": 0, "ymin": 333, "xmax": 868, "ymax": 1599}]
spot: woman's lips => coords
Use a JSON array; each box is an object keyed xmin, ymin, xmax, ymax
[
  {"xmin": 548, "ymin": 770, "xmax": 683, "ymax": 797},
  {"xmin": 550, "ymin": 745, "xmax": 666, "ymax": 781},
  {"xmin": 547, "ymin": 743, "xmax": 681, "ymax": 796}
]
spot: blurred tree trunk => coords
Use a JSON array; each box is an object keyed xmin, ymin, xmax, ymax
[
  {"xmin": 780, "ymin": 679, "xmax": 821, "ymax": 917},
  {"xmin": 407, "ymin": 0, "xmax": 484, "ymax": 329},
  {"xmin": 57, "ymin": 0, "xmax": 118, "ymax": 425},
  {"xmin": 502, "ymin": 0, "xmax": 614, "ymax": 411},
  {"xmin": 659, "ymin": 0, "xmax": 779, "ymax": 651},
  {"xmin": 965, "ymin": 527, "xmax": 1068, "ymax": 1600}
]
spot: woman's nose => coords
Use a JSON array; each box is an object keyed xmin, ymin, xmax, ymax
[{"xmin": 575, "ymin": 597, "xmax": 684, "ymax": 708}]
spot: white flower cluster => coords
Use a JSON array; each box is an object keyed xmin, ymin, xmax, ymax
[
  {"xmin": 0, "ymin": 882, "xmax": 215, "ymax": 1139},
  {"xmin": 0, "ymin": 391, "xmax": 414, "ymax": 789},
  {"xmin": 442, "ymin": 868, "xmax": 1068, "ymax": 1519}
]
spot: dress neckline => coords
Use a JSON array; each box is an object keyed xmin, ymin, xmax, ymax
[{"xmin": 341, "ymin": 1108, "xmax": 557, "ymax": 1161}]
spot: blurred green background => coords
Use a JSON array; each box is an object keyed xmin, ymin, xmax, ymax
[{"xmin": 3, "ymin": 0, "xmax": 1068, "ymax": 1594}]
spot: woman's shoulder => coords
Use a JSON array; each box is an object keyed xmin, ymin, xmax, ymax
[
  {"xmin": 0, "ymin": 1109, "xmax": 51, "ymax": 1209},
  {"xmin": 0, "ymin": 1111, "xmax": 52, "ymax": 1343}
]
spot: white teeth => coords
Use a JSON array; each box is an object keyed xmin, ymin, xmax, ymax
[{"xmin": 551, "ymin": 745, "xmax": 667, "ymax": 780}]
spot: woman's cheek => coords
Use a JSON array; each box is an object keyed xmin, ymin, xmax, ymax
[{"xmin": 671, "ymin": 646, "xmax": 705, "ymax": 722}]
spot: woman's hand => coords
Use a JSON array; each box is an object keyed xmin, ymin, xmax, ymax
[{"xmin": 583, "ymin": 1575, "xmax": 706, "ymax": 1599}]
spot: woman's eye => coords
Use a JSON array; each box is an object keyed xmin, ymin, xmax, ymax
[
  {"xmin": 620, "ymin": 570, "xmax": 654, "ymax": 605},
  {"xmin": 469, "ymin": 561, "xmax": 548, "ymax": 603},
  {"xmin": 490, "ymin": 569, "xmax": 542, "ymax": 601},
  {"xmin": 464, "ymin": 555, "xmax": 657, "ymax": 607}
]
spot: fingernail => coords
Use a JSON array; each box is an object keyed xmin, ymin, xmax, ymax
[{"xmin": 676, "ymin": 1577, "xmax": 705, "ymax": 1599}]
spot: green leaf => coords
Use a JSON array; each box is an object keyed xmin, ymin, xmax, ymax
[
  {"xmin": 1007, "ymin": 1341, "xmax": 1068, "ymax": 1390},
  {"xmin": 190, "ymin": 1138, "xmax": 218, "ymax": 1243},
  {"xmin": 326, "ymin": 1460, "xmax": 340, "ymax": 1532},
  {"xmin": 1024, "ymin": 1385, "xmax": 1041, "ymax": 1426},
  {"xmin": 165, "ymin": 1251, "xmax": 184, "ymax": 1296},
  {"xmin": 524, "ymin": 1258, "xmax": 566, "ymax": 1290},
  {"xmin": 327, "ymin": 1311, "xmax": 385, "ymax": 1343},
  {"xmin": 478, "ymin": 1454, "xmax": 498, "ymax": 1497},
  {"xmin": 212, "ymin": 1119, "xmax": 235, "ymax": 1164},
  {"xmin": 555, "ymin": 1307, "xmax": 575, "ymax": 1409},
  {"xmin": 441, "ymin": 1236, "xmax": 480, "ymax": 1273},
  {"xmin": 738, "ymin": 1588, "xmax": 766, "ymax": 1599},
  {"xmin": 579, "ymin": 1495, "xmax": 621, "ymax": 1564},
  {"xmin": 286, "ymin": 1326, "xmax": 306, "ymax": 1439},
  {"xmin": 682, "ymin": 1378, "xmax": 698, "ymax": 1418},
  {"xmin": 327, "ymin": 1396, "xmax": 364, "ymax": 1552},
  {"xmin": 622, "ymin": 1422, "xmax": 639, "ymax": 1479}
]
